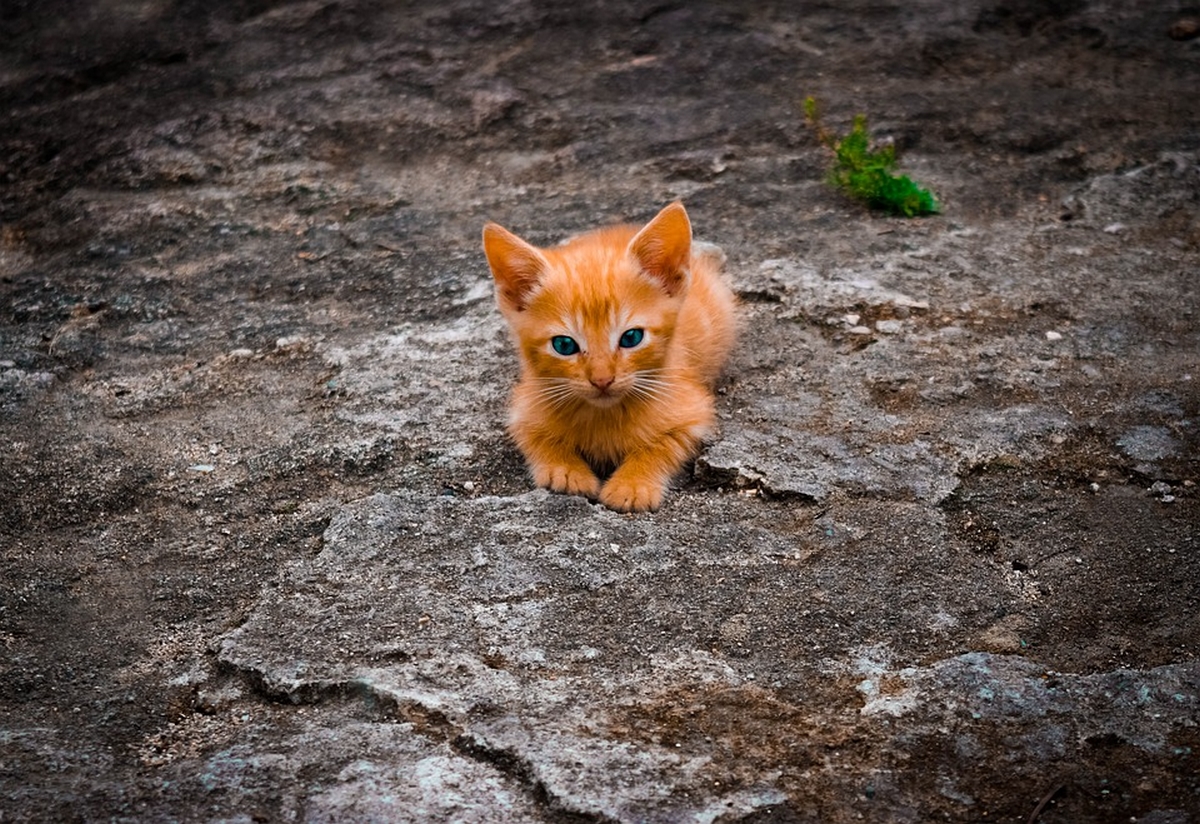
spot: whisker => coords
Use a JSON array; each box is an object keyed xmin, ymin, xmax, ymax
[
  {"xmin": 632, "ymin": 376, "xmax": 674, "ymax": 389},
  {"xmin": 629, "ymin": 376, "xmax": 670, "ymax": 402},
  {"xmin": 528, "ymin": 377, "xmax": 582, "ymax": 410},
  {"xmin": 535, "ymin": 385, "xmax": 575, "ymax": 400}
]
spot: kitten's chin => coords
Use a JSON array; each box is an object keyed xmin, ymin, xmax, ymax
[{"xmin": 585, "ymin": 390, "xmax": 626, "ymax": 409}]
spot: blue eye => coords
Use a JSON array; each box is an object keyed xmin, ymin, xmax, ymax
[
  {"xmin": 551, "ymin": 336, "xmax": 579, "ymax": 356},
  {"xmin": 619, "ymin": 328, "xmax": 645, "ymax": 349}
]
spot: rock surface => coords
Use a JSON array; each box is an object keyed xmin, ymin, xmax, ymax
[{"xmin": 1, "ymin": 1, "xmax": 1197, "ymax": 821}]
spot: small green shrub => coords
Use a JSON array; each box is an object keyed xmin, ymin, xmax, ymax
[{"xmin": 804, "ymin": 97, "xmax": 939, "ymax": 217}]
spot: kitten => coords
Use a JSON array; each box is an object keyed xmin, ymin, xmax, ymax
[{"xmin": 482, "ymin": 201, "xmax": 737, "ymax": 512}]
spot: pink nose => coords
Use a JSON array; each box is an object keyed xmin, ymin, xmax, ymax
[{"xmin": 591, "ymin": 375, "xmax": 614, "ymax": 391}]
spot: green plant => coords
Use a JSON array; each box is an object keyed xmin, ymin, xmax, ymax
[{"xmin": 804, "ymin": 97, "xmax": 939, "ymax": 217}]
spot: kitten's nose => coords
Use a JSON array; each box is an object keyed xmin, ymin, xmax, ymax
[{"xmin": 590, "ymin": 375, "xmax": 614, "ymax": 392}]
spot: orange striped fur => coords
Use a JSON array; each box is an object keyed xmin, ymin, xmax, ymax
[{"xmin": 483, "ymin": 202, "xmax": 737, "ymax": 512}]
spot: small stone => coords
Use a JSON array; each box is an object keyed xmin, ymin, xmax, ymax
[
  {"xmin": 195, "ymin": 684, "xmax": 243, "ymax": 714},
  {"xmin": 875, "ymin": 319, "xmax": 903, "ymax": 335},
  {"xmin": 843, "ymin": 313, "xmax": 861, "ymax": 327},
  {"xmin": 1045, "ymin": 331, "xmax": 1063, "ymax": 341},
  {"xmin": 1118, "ymin": 426, "xmax": 1180, "ymax": 461},
  {"xmin": 188, "ymin": 464, "xmax": 216, "ymax": 473},
  {"xmin": 847, "ymin": 325, "xmax": 873, "ymax": 336},
  {"xmin": 1168, "ymin": 16, "xmax": 1200, "ymax": 40},
  {"xmin": 275, "ymin": 335, "xmax": 311, "ymax": 352},
  {"xmin": 1102, "ymin": 222, "xmax": 1126, "ymax": 235},
  {"xmin": 229, "ymin": 348, "xmax": 254, "ymax": 359}
]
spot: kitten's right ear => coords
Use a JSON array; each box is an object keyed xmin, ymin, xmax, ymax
[{"xmin": 482, "ymin": 223, "xmax": 548, "ymax": 312}]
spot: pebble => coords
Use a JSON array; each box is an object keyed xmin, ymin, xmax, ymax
[
  {"xmin": 1045, "ymin": 331, "xmax": 1063, "ymax": 341},
  {"xmin": 1168, "ymin": 16, "xmax": 1200, "ymax": 40},
  {"xmin": 1150, "ymin": 481, "xmax": 1176, "ymax": 503},
  {"xmin": 194, "ymin": 684, "xmax": 243, "ymax": 714},
  {"xmin": 847, "ymin": 325, "xmax": 873, "ymax": 336},
  {"xmin": 188, "ymin": 464, "xmax": 216, "ymax": 473},
  {"xmin": 875, "ymin": 319, "xmax": 903, "ymax": 335},
  {"xmin": 1117, "ymin": 426, "xmax": 1180, "ymax": 461},
  {"xmin": 275, "ymin": 335, "xmax": 310, "ymax": 352},
  {"xmin": 893, "ymin": 296, "xmax": 929, "ymax": 311},
  {"xmin": 229, "ymin": 348, "xmax": 254, "ymax": 359}
]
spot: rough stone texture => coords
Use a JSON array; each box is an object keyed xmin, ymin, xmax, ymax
[
  {"xmin": 215, "ymin": 491, "xmax": 1199, "ymax": 820},
  {"xmin": 1, "ymin": 1, "xmax": 1198, "ymax": 822}
]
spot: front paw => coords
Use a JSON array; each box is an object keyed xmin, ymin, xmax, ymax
[
  {"xmin": 534, "ymin": 463, "xmax": 600, "ymax": 499},
  {"xmin": 599, "ymin": 477, "xmax": 665, "ymax": 513}
]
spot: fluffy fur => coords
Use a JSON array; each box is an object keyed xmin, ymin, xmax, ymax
[{"xmin": 482, "ymin": 201, "xmax": 736, "ymax": 512}]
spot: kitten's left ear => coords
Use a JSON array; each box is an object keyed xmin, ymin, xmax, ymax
[{"xmin": 629, "ymin": 201, "xmax": 692, "ymax": 297}]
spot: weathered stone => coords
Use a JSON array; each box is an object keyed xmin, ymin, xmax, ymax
[{"xmin": 1, "ymin": 1, "xmax": 1197, "ymax": 821}]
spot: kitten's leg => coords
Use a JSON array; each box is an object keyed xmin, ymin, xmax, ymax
[
  {"xmin": 599, "ymin": 428, "xmax": 700, "ymax": 513},
  {"xmin": 516, "ymin": 431, "xmax": 601, "ymax": 499},
  {"xmin": 508, "ymin": 388, "xmax": 601, "ymax": 499}
]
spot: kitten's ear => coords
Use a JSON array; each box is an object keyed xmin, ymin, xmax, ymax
[
  {"xmin": 483, "ymin": 222, "xmax": 548, "ymax": 312},
  {"xmin": 629, "ymin": 201, "xmax": 692, "ymax": 297}
]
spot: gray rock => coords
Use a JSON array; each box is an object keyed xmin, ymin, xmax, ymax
[{"xmin": 1118, "ymin": 426, "xmax": 1181, "ymax": 461}]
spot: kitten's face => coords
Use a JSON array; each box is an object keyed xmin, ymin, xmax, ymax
[
  {"xmin": 518, "ymin": 275, "xmax": 679, "ymax": 409},
  {"xmin": 483, "ymin": 203, "xmax": 694, "ymax": 411}
]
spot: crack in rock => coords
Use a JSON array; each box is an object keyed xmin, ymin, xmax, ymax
[
  {"xmin": 217, "ymin": 489, "xmax": 1200, "ymax": 820},
  {"xmin": 217, "ymin": 491, "xmax": 798, "ymax": 820}
]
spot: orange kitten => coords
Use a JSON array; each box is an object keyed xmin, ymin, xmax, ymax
[{"xmin": 482, "ymin": 201, "xmax": 737, "ymax": 512}]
